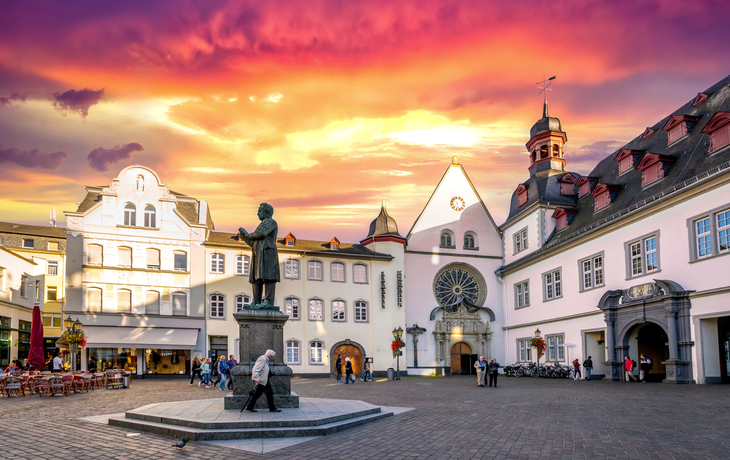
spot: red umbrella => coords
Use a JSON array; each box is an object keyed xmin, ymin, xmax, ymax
[{"xmin": 28, "ymin": 305, "xmax": 45, "ymax": 371}]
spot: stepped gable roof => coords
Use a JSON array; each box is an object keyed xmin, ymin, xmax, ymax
[
  {"xmin": 206, "ymin": 231, "xmax": 393, "ymax": 259},
  {"xmin": 364, "ymin": 206, "xmax": 402, "ymax": 240},
  {"xmin": 505, "ymin": 170, "xmax": 582, "ymax": 222},
  {"xmin": 0, "ymin": 221, "xmax": 67, "ymax": 238},
  {"xmin": 541, "ymin": 74, "xmax": 730, "ymax": 248}
]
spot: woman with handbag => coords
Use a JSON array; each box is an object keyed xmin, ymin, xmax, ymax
[{"xmin": 189, "ymin": 356, "xmax": 202, "ymax": 386}]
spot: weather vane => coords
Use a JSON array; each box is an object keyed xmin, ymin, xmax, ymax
[{"xmin": 537, "ymin": 75, "xmax": 556, "ymax": 102}]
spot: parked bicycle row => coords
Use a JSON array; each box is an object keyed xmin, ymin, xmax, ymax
[{"xmin": 503, "ymin": 362, "xmax": 573, "ymax": 378}]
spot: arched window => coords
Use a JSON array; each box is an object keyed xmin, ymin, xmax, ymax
[
  {"xmin": 331, "ymin": 262, "xmax": 345, "ymax": 282},
  {"xmin": 145, "ymin": 291, "xmax": 160, "ymax": 315},
  {"xmin": 286, "ymin": 340, "xmax": 301, "ymax": 364},
  {"xmin": 440, "ymin": 232, "xmax": 453, "ymax": 248},
  {"xmin": 236, "ymin": 255, "xmax": 250, "ymax": 275},
  {"xmin": 309, "ymin": 341, "xmax": 324, "ymax": 364},
  {"xmin": 172, "ymin": 292, "xmax": 187, "ymax": 316},
  {"xmin": 354, "ymin": 300, "xmax": 369, "ymax": 322},
  {"xmin": 144, "ymin": 205, "xmax": 156, "ymax": 228},
  {"xmin": 124, "ymin": 203, "xmax": 136, "ymax": 226},
  {"xmin": 117, "ymin": 289, "xmax": 132, "ymax": 312},
  {"xmin": 235, "ymin": 294, "xmax": 251, "ymax": 312},
  {"xmin": 284, "ymin": 259, "xmax": 299, "ymax": 279},
  {"xmin": 86, "ymin": 287, "xmax": 102, "ymax": 312},
  {"xmin": 285, "ymin": 297, "xmax": 300, "ymax": 320},
  {"xmin": 87, "ymin": 244, "xmax": 103, "ymax": 266},
  {"xmin": 464, "ymin": 234, "xmax": 475, "ymax": 249},
  {"xmin": 332, "ymin": 299, "xmax": 346, "ymax": 322},
  {"xmin": 118, "ymin": 246, "xmax": 132, "ymax": 267},
  {"xmin": 173, "ymin": 251, "xmax": 187, "ymax": 271},
  {"xmin": 552, "ymin": 144, "xmax": 560, "ymax": 157},
  {"xmin": 210, "ymin": 294, "xmax": 224, "ymax": 318},
  {"xmin": 308, "ymin": 260, "xmax": 322, "ymax": 280},
  {"xmin": 146, "ymin": 248, "xmax": 160, "ymax": 270}
]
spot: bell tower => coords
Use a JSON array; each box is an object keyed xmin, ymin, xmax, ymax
[{"xmin": 526, "ymin": 99, "xmax": 568, "ymax": 176}]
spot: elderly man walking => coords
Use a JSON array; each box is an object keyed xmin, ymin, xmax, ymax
[
  {"xmin": 244, "ymin": 349, "xmax": 281, "ymax": 412},
  {"xmin": 474, "ymin": 356, "xmax": 487, "ymax": 387}
]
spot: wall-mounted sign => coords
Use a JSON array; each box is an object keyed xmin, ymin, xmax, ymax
[{"xmin": 626, "ymin": 282, "xmax": 656, "ymax": 300}]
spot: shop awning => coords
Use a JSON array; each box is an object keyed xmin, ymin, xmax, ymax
[{"xmin": 85, "ymin": 327, "xmax": 199, "ymax": 350}]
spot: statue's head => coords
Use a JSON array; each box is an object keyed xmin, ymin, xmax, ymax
[{"xmin": 258, "ymin": 202, "xmax": 274, "ymax": 219}]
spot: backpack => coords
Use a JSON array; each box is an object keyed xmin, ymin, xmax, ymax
[
  {"xmin": 583, "ymin": 360, "xmax": 588, "ymax": 367},
  {"xmin": 631, "ymin": 360, "xmax": 636, "ymax": 368}
]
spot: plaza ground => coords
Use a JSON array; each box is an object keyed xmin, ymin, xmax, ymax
[{"xmin": 1, "ymin": 376, "xmax": 728, "ymax": 459}]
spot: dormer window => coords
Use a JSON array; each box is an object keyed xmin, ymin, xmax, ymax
[
  {"xmin": 692, "ymin": 92, "xmax": 709, "ymax": 106},
  {"xmin": 329, "ymin": 237, "xmax": 340, "ymax": 250},
  {"xmin": 642, "ymin": 128, "xmax": 654, "ymax": 139},
  {"xmin": 702, "ymin": 112, "xmax": 730, "ymax": 154},
  {"xmin": 576, "ymin": 177, "xmax": 598, "ymax": 198},
  {"xmin": 558, "ymin": 174, "xmax": 577, "ymax": 196},
  {"xmin": 516, "ymin": 184, "xmax": 528, "ymax": 207},
  {"xmin": 552, "ymin": 207, "xmax": 577, "ymax": 232},
  {"xmin": 662, "ymin": 114, "xmax": 698, "ymax": 146},
  {"xmin": 284, "ymin": 232, "xmax": 296, "ymax": 247},
  {"xmin": 637, "ymin": 153, "xmax": 675, "ymax": 187},
  {"xmin": 614, "ymin": 149, "xmax": 642, "ymax": 175},
  {"xmin": 591, "ymin": 183, "xmax": 620, "ymax": 212}
]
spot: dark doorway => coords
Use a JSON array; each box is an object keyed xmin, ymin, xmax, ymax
[
  {"xmin": 450, "ymin": 342, "xmax": 476, "ymax": 375},
  {"xmin": 718, "ymin": 316, "xmax": 730, "ymax": 383},
  {"xmin": 637, "ymin": 323, "xmax": 669, "ymax": 382},
  {"xmin": 209, "ymin": 336, "xmax": 228, "ymax": 362}
]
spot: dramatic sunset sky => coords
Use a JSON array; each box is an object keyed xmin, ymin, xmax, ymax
[{"xmin": 2, "ymin": 1, "xmax": 729, "ymax": 241}]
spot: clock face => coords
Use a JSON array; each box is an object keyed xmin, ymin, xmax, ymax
[{"xmin": 450, "ymin": 196, "xmax": 465, "ymax": 211}]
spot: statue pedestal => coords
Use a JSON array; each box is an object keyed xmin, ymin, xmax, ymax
[{"xmin": 224, "ymin": 308, "xmax": 299, "ymax": 409}]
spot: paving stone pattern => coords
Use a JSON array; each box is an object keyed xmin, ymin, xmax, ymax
[{"xmin": 1, "ymin": 376, "xmax": 729, "ymax": 459}]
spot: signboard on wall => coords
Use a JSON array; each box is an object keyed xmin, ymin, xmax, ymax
[{"xmin": 626, "ymin": 282, "xmax": 656, "ymax": 301}]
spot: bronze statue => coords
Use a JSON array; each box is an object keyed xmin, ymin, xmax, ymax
[{"xmin": 238, "ymin": 203, "xmax": 280, "ymax": 310}]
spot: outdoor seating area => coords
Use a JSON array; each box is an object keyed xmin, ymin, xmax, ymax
[{"xmin": 0, "ymin": 369, "xmax": 131, "ymax": 398}]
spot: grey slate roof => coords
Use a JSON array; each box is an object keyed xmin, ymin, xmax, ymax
[
  {"xmin": 0, "ymin": 221, "xmax": 67, "ymax": 238},
  {"xmin": 506, "ymin": 170, "xmax": 582, "ymax": 221}
]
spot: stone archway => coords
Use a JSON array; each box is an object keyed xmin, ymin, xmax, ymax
[
  {"xmin": 329, "ymin": 340, "xmax": 365, "ymax": 376},
  {"xmin": 433, "ymin": 305, "xmax": 491, "ymax": 375},
  {"xmin": 598, "ymin": 279, "xmax": 693, "ymax": 384}
]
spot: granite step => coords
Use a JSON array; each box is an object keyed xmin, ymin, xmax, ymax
[{"xmin": 108, "ymin": 410, "xmax": 393, "ymax": 441}]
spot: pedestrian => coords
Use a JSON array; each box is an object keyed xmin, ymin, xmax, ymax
[
  {"xmin": 189, "ymin": 356, "xmax": 202, "ymax": 386},
  {"xmin": 344, "ymin": 357, "xmax": 355, "ymax": 384},
  {"xmin": 583, "ymin": 356, "xmax": 593, "ymax": 381},
  {"xmin": 200, "ymin": 358, "xmax": 211, "ymax": 388},
  {"xmin": 244, "ymin": 349, "xmax": 281, "ymax": 413},
  {"xmin": 624, "ymin": 356, "xmax": 637, "ymax": 382},
  {"xmin": 360, "ymin": 361, "xmax": 373, "ymax": 382},
  {"xmin": 52, "ymin": 352, "xmax": 63, "ymax": 372},
  {"xmin": 572, "ymin": 359, "xmax": 581, "ymax": 380},
  {"xmin": 474, "ymin": 356, "xmax": 486, "ymax": 387},
  {"xmin": 4, "ymin": 362, "xmax": 18, "ymax": 373},
  {"xmin": 488, "ymin": 359, "xmax": 500, "ymax": 387},
  {"xmin": 88, "ymin": 356, "xmax": 97, "ymax": 373},
  {"xmin": 335, "ymin": 355, "xmax": 343, "ymax": 382},
  {"xmin": 44, "ymin": 352, "xmax": 53, "ymax": 371},
  {"xmin": 639, "ymin": 354, "xmax": 653, "ymax": 382},
  {"xmin": 227, "ymin": 355, "xmax": 237, "ymax": 390},
  {"xmin": 22, "ymin": 358, "xmax": 29, "ymax": 371},
  {"xmin": 216, "ymin": 355, "xmax": 230, "ymax": 390}
]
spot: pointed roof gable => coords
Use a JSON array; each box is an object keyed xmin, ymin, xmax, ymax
[
  {"xmin": 693, "ymin": 92, "xmax": 709, "ymax": 106},
  {"xmin": 642, "ymin": 127, "xmax": 655, "ymax": 139}
]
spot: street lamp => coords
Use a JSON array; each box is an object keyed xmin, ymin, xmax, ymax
[
  {"xmin": 535, "ymin": 328, "xmax": 541, "ymax": 377},
  {"xmin": 392, "ymin": 326, "xmax": 403, "ymax": 381},
  {"xmin": 64, "ymin": 317, "xmax": 83, "ymax": 372},
  {"xmin": 64, "ymin": 315, "xmax": 74, "ymax": 331}
]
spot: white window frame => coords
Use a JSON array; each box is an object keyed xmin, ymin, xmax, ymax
[
  {"xmin": 285, "ymin": 297, "xmax": 300, "ymax": 320},
  {"xmin": 172, "ymin": 292, "xmax": 188, "ymax": 316},
  {"xmin": 210, "ymin": 293, "xmax": 225, "ymax": 319},
  {"xmin": 235, "ymin": 294, "xmax": 251, "ymax": 313},
  {"xmin": 48, "ymin": 241, "xmax": 59, "ymax": 251},
  {"xmin": 87, "ymin": 244, "xmax": 103, "ymax": 266},
  {"xmin": 579, "ymin": 252, "xmax": 605, "ymax": 291},
  {"xmin": 173, "ymin": 251, "xmax": 187, "ymax": 271},
  {"xmin": 542, "ymin": 268, "xmax": 562, "ymax": 301},
  {"xmin": 236, "ymin": 255, "xmax": 250, "ymax": 276},
  {"xmin": 331, "ymin": 299, "xmax": 346, "ymax": 322},
  {"xmin": 210, "ymin": 253, "xmax": 225, "ymax": 274},
  {"xmin": 354, "ymin": 300, "xmax": 369, "ymax": 323},
  {"xmin": 86, "ymin": 287, "xmax": 103, "ymax": 312},
  {"xmin": 309, "ymin": 340, "xmax": 324, "ymax": 364},
  {"xmin": 353, "ymin": 263, "xmax": 368, "ymax": 284},
  {"xmin": 22, "ymin": 239, "xmax": 34, "ymax": 249},
  {"xmin": 117, "ymin": 289, "xmax": 132, "ymax": 312},
  {"xmin": 330, "ymin": 261, "xmax": 345, "ymax": 283},
  {"xmin": 514, "ymin": 280, "xmax": 530, "ymax": 309},
  {"xmin": 307, "ymin": 260, "xmax": 323, "ymax": 281},
  {"xmin": 124, "ymin": 203, "xmax": 136, "ymax": 226},
  {"xmin": 47, "ymin": 286, "xmax": 58, "ymax": 301},
  {"xmin": 284, "ymin": 259, "xmax": 299, "ymax": 279},
  {"xmin": 146, "ymin": 248, "xmax": 161, "ymax": 270},
  {"xmin": 308, "ymin": 298, "xmax": 323, "ymax": 321},
  {"xmin": 688, "ymin": 205, "xmax": 730, "ymax": 262},
  {"xmin": 143, "ymin": 205, "xmax": 156, "ymax": 228},
  {"xmin": 285, "ymin": 340, "xmax": 301, "ymax": 365},
  {"xmin": 546, "ymin": 334, "xmax": 565, "ymax": 362},
  {"xmin": 513, "ymin": 227, "xmax": 528, "ymax": 254},
  {"xmin": 718, "ymin": 209, "xmax": 730, "ymax": 254},
  {"xmin": 517, "ymin": 338, "xmax": 532, "ymax": 362},
  {"xmin": 118, "ymin": 246, "xmax": 133, "ymax": 268},
  {"xmin": 624, "ymin": 232, "xmax": 660, "ymax": 279},
  {"xmin": 47, "ymin": 261, "xmax": 58, "ymax": 276}
]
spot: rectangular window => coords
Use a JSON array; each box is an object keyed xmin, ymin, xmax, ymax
[
  {"xmin": 580, "ymin": 253, "xmax": 604, "ymax": 291},
  {"xmin": 332, "ymin": 300, "xmax": 345, "ymax": 321},
  {"xmin": 117, "ymin": 290, "xmax": 132, "ymax": 312},
  {"xmin": 696, "ymin": 217, "xmax": 712, "ymax": 257},
  {"xmin": 48, "ymin": 241, "xmax": 59, "ymax": 251},
  {"xmin": 235, "ymin": 295, "xmax": 250, "ymax": 312},
  {"xmin": 87, "ymin": 288, "xmax": 102, "ymax": 311},
  {"xmin": 286, "ymin": 341, "xmax": 300, "ymax": 364},
  {"xmin": 718, "ymin": 210, "xmax": 730, "ymax": 253},
  {"xmin": 517, "ymin": 339, "xmax": 532, "ymax": 362},
  {"xmin": 285, "ymin": 298, "xmax": 300, "ymax": 320},
  {"xmin": 353, "ymin": 264, "xmax": 367, "ymax": 284},
  {"xmin": 355, "ymin": 301, "xmax": 368, "ymax": 322},
  {"xmin": 236, "ymin": 255, "xmax": 250, "ymax": 275},
  {"xmin": 627, "ymin": 234, "xmax": 659, "ymax": 277},
  {"xmin": 172, "ymin": 293, "xmax": 187, "ymax": 316},
  {"xmin": 118, "ymin": 247, "xmax": 132, "ymax": 267},
  {"xmin": 515, "ymin": 280, "xmax": 529, "ymax": 308},
  {"xmin": 331, "ymin": 262, "xmax": 345, "ymax": 282},
  {"xmin": 310, "ymin": 341, "xmax": 323, "ymax": 364},
  {"xmin": 53, "ymin": 315, "xmax": 62, "ymax": 328},
  {"xmin": 47, "ymin": 261, "xmax": 58, "ymax": 275},
  {"xmin": 210, "ymin": 254, "xmax": 225, "ymax": 273},
  {"xmin": 87, "ymin": 244, "xmax": 103, "ymax": 265},
  {"xmin": 546, "ymin": 334, "xmax": 565, "ymax": 362},
  {"xmin": 174, "ymin": 251, "xmax": 187, "ymax": 271},
  {"xmin": 145, "ymin": 292, "xmax": 160, "ymax": 315},
  {"xmin": 284, "ymin": 259, "xmax": 299, "ymax": 279},
  {"xmin": 543, "ymin": 269, "xmax": 561, "ymax": 301},
  {"xmin": 42, "ymin": 315, "xmax": 52, "ymax": 327},
  {"xmin": 308, "ymin": 299, "xmax": 323, "ymax": 321},
  {"xmin": 308, "ymin": 261, "xmax": 322, "ymax": 280},
  {"xmin": 20, "ymin": 275, "xmax": 28, "ymax": 298},
  {"xmin": 22, "ymin": 239, "xmax": 34, "ymax": 249},
  {"xmin": 47, "ymin": 286, "xmax": 58, "ymax": 301},
  {"xmin": 210, "ymin": 294, "xmax": 224, "ymax": 318},
  {"xmin": 146, "ymin": 248, "xmax": 160, "ymax": 269},
  {"xmin": 513, "ymin": 228, "xmax": 528, "ymax": 254}
]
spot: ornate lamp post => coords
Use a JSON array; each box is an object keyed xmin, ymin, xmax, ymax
[
  {"xmin": 64, "ymin": 316, "xmax": 83, "ymax": 372},
  {"xmin": 534, "ymin": 328, "xmax": 541, "ymax": 376},
  {"xmin": 392, "ymin": 326, "xmax": 404, "ymax": 381}
]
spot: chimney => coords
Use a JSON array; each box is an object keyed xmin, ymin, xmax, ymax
[{"xmin": 49, "ymin": 209, "xmax": 56, "ymax": 227}]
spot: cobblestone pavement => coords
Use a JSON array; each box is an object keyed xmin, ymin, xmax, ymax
[{"xmin": 1, "ymin": 375, "xmax": 729, "ymax": 459}]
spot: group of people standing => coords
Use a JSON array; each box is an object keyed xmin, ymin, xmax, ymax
[
  {"xmin": 624, "ymin": 354, "xmax": 653, "ymax": 382},
  {"xmin": 335, "ymin": 355, "xmax": 373, "ymax": 383},
  {"xmin": 474, "ymin": 357, "xmax": 500, "ymax": 387},
  {"xmin": 189, "ymin": 354, "xmax": 237, "ymax": 389}
]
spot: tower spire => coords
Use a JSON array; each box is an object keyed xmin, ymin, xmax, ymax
[{"xmin": 542, "ymin": 99, "xmax": 549, "ymax": 118}]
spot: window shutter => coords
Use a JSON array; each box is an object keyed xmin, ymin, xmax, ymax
[
  {"xmin": 88, "ymin": 245, "xmax": 102, "ymax": 265},
  {"xmin": 117, "ymin": 290, "xmax": 131, "ymax": 312},
  {"xmin": 173, "ymin": 293, "xmax": 187, "ymax": 316},
  {"xmin": 119, "ymin": 247, "xmax": 132, "ymax": 266},
  {"xmin": 146, "ymin": 248, "xmax": 160, "ymax": 267},
  {"xmin": 88, "ymin": 289, "xmax": 102, "ymax": 311},
  {"xmin": 146, "ymin": 292, "xmax": 160, "ymax": 315}
]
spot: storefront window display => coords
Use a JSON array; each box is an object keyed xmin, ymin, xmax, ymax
[
  {"xmin": 144, "ymin": 349, "xmax": 190, "ymax": 375},
  {"xmin": 88, "ymin": 348, "xmax": 137, "ymax": 373}
]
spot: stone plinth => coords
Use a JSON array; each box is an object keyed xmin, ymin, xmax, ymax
[{"xmin": 224, "ymin": 308, "xmax": 299, "ymax": 409}]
